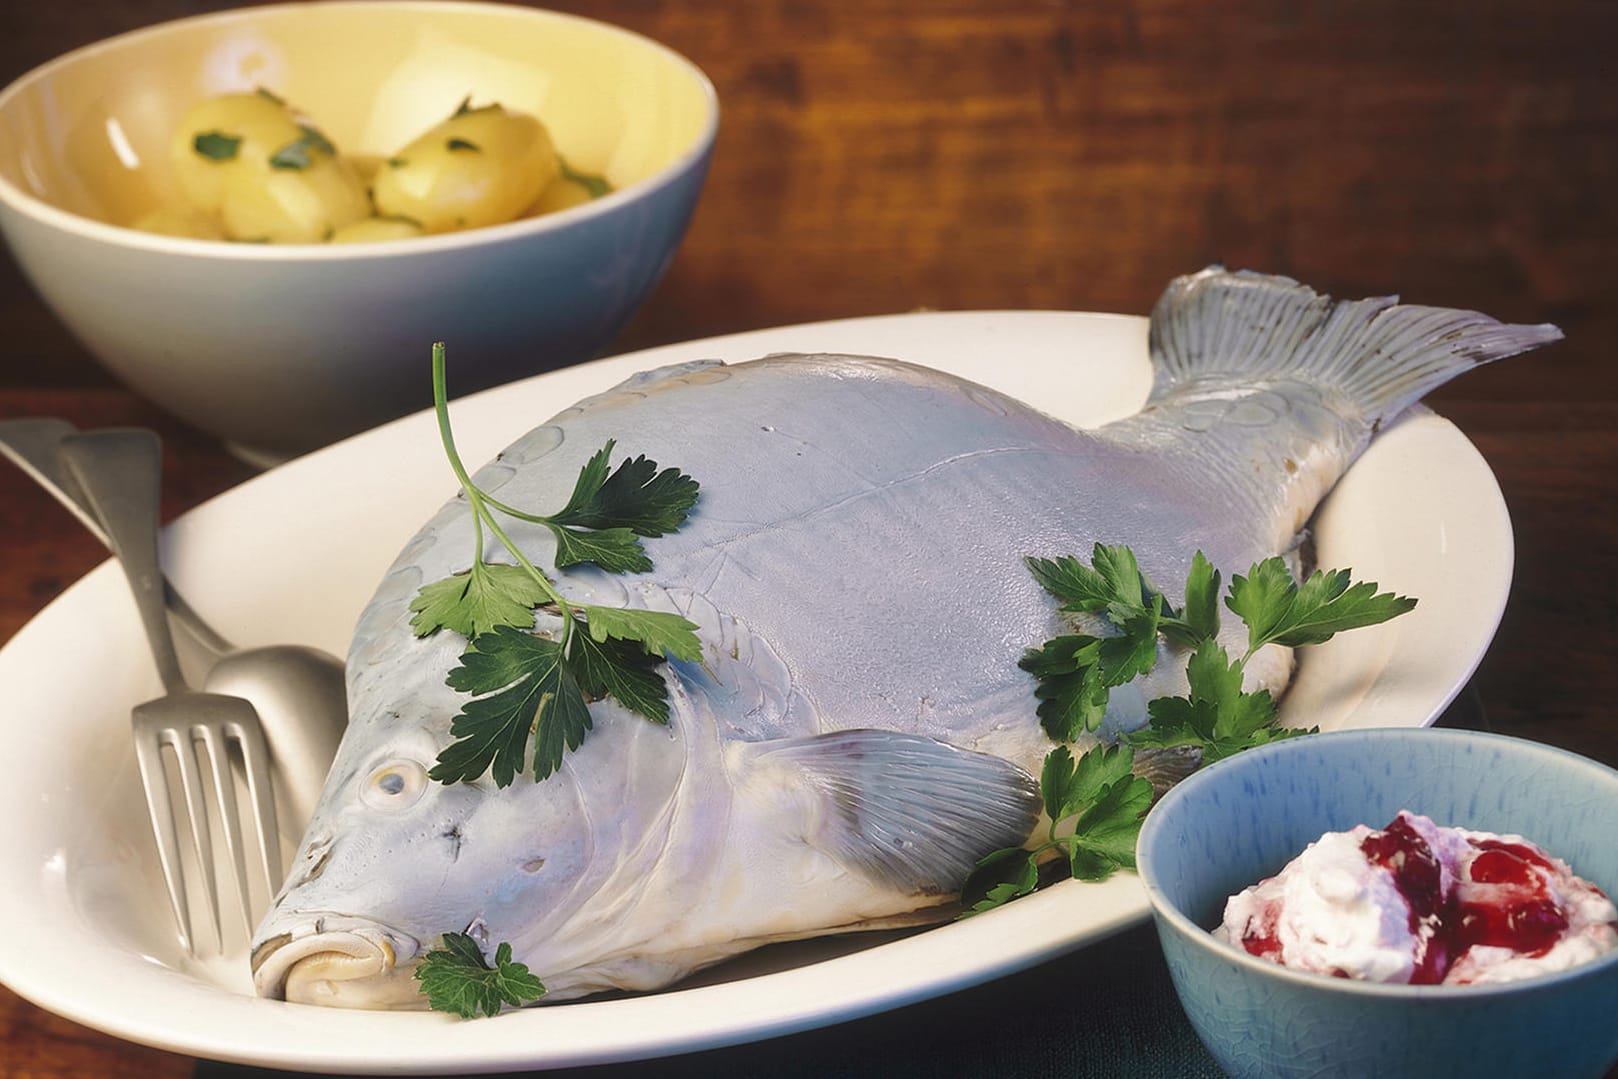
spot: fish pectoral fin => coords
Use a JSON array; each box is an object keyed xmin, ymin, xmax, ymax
[{"xmin": 741, "ymin": 729, "xmax": 1041, "ymax": 896}]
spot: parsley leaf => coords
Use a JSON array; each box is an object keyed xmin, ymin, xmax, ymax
[
  {"xmin": 409, "ymin": 561, "xmax": 549, "ymax": 639},
  {"xmin": 479, "ymin": 439, "xmax": 701, "ymax": 574},
  {"xmin": 1229, "ymin": 559, "xmax": 1417, "ymax": 652},
  {"xmin": 269, "ymin": 124, "xmax": 336, "ymax": 170},
  {"xmin": 568, "ymin": 629, "xmax": 673, "ymax": 723},
  {"xmin": 558, "ymin": 155, "xmax": 613, "ymax": 199},
  {"xmin": 1126, "ymin": 639, "xmax": 1309, "ymax": 764},
  {"xmin": 1105, "ymin": 598, "xmax": 1165, "ymax": 685},
  {"xmin": 959, "ymin": 847, "xmax": 1040, "ymax": 916},
  {"xmin": 549, "ymin": 441, "xmax": 702, "ymax": 536},
  {"xmin": 453, "ymin": 96, "xmax": 501, "ymax": 118},
  {"xmin": 1018, "ymin": 547, "xmax": 1166, "ymax": 739},
  {"xmin": 1040, "ymin": 742, "xmax": 1132, "ymax": 820},
  {"xmin": 1065, "ymin": 766, "xmax": 1154, "ymax": 879},
  {"xmin": 433, "ymin": 626, "xmax": 593, "ymax": 786},
  {"xmin": 549, "ymin": 525, "xmax": 652, "ymax": 573},
  {"xmin": 1175, "ymin": 550, "xmax": 1222, "ymax": 646},
  {"xmin": 1018, "ymin": 634, "xmax": 1109, "ymax": 740},
  {"xmin": 1041, "ymin": 743, "xmax": 1153, "ymax": 880},
  {"xmin": 415, "ymin": 933, "xmax": 545, "ymax": 1018},
  {"xmin": 1026, "ymin": 546, "xmax": 1155, "ymax": 616},
  {"xmin": 431, "ymin": 607, "xmax": 700, "ymax": 780},
  {"xmin": 193, "ymin": 131, "xmax": 241, "ymax": 161},
  {"xmin": 581, "ymin": 606, "xmax": 704, "ymax": 662},
  {"xmin": 1018, "ymin": 621, "xmax": 1160, "ymax": 740}
]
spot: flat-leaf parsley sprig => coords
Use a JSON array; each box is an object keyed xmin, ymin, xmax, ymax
[
  {"xmin": 409, "ymin": 343, "xmax": 704, "ymax": 788},
  {"xmin": 961, "ymin": 743, "xmax": 1154, "ymax": 913},
  {"xmin": 963, "ymin": 544, "xmax": 1415, "ymax": 913},
  {"xmin": 1124, "ymin": 554, "xmax": 1415, "ymax": 764},
  {"xmin": 415, "ymin": 932, "xmax": 546, "ymax": 1018}
]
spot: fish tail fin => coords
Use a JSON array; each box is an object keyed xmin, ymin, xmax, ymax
[{"xmin": 1146, "ymin": 266, "xmax": 1563, "ymax": 424}]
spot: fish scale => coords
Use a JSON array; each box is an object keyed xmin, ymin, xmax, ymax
[{"xmin": 249, "ymin": 267, "xmax": 1562, "ymax": 1008}]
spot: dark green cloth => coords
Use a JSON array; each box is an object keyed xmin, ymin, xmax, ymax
[{"xmin": 195, "ymin": 921, "xmax": 1224, "ymax": 1079}]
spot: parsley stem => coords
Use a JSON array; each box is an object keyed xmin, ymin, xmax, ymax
[
  {"xmin": 430, "ymin": 343, "xmax": 577, "ymax": 634},
  {"xmin": 476, "ymin": 492, "xmax": 551, "ymax": 525},
  {"xmin": 479, "ymin": 508, "xmax": 581, "ymax": 649}
]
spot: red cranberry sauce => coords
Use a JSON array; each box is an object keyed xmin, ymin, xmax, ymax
[
  {"xmin": 1233, "ymin": 816, "xmax": 1593, "ymax": 981},
  {"xmin": 1238, "ymin": 903, "xmax": 1284, "ymax": 962},
  {"xmin": 1357, "ymin": 816, "xmax": 1575, "ymax": 982},
  {"xmin": 1360, "ymin": 814, "xmax": 1451, "ymax": 983},
  {"xmin": 1455, "ymin": 840, "xmax": 1569, "ymax": 957}
]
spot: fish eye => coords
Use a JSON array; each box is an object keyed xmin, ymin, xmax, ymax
[{"xmin": 360, "ymin": 759, "xmax": 428, "ymax": 810}]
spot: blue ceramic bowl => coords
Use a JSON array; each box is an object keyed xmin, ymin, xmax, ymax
[{"xmin": 1136, "ymin": 728, "xmax": 1618, "ymax": 1079}]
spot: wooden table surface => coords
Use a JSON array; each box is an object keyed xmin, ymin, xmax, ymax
[{"xmin": 2, "ymin": 2, "xmax": 1615, "ymax": 1076}]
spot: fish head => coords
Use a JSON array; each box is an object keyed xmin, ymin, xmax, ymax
[{"xmin": 249, "ymin": 718, "xmax": 599, "ymax": 1010}]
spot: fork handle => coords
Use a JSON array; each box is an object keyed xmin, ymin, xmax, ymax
[
  {"xmin": 0, "ymin": 417, "xmax": 233, "ymax": 659},
  {"xmin": 59, "ymin": 429, "xmax": 189, "ymax": 695}
]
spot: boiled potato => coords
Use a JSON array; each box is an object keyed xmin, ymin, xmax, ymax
[
  {"xmin": 328, "ymin": 216, "xmax": 426, "ymax": 244},
  {"xmin": 345, "ymin": 152, "xmax": 388, "ymax": 187},
  {"xmin": 169, "ymin": 93, "xmax": 271, "ymax": 215},
  {"xmin": 130, "ymin": 207, "xmax": 227, "ymax": 240},
  {"xmin": 371, "ymin": 103, "xmax": 559, "ymax": 234},
  {"xmin": 155, "ymin": 91, "xmax": 597, "ymax": 244},
  {"xmin": 169, "ymin": 91, "xmax": 369, "ymax": 243},
  {"xmin": 529, "ymin": 164, "xmax": 603, "ymax": 216},
  {"xmin": 218, "ymin": 163, "xmax": 371, "ymax": 244}
]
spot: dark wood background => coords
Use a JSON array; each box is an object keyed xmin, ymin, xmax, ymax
[
  {"xmin": 2, "ymin": 2, "xmax": 1615, "ymax": 1076},
  {"xmin": 6, "ymin": 1, "xmax": 1617, "ymax": 398}
]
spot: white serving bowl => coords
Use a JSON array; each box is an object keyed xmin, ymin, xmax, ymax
[{"xmin": 0, "ymin": 1, "xmax": 718, "ymax": 463}]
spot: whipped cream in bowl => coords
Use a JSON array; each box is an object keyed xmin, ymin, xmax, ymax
[
  {"xmin": 1217, "ymin": 810, "xmax": 1618, "ymax": 985},
  {"xmin": 1135, "ymin": 728, "xmax": 1618, "ymax": 1079}
]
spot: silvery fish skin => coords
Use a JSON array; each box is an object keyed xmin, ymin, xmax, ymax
[{"xmin": 249, "ymin": 268, "xmax": 1560, "ymax": 1009}]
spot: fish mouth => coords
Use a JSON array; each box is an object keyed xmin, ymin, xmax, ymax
[{"xmin": 251, "ymin": 914, "xmax": 424, "ymax": 1009}]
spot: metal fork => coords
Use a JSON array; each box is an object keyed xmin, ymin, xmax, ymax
[
  {"xmin": 58, "ymin": 429, "xmax": 282, "ymax": 955},
  {"xmin": 0, "ymin": 417, "xmax": 233, "ymax": 671}
]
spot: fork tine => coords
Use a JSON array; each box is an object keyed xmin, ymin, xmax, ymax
[
  {"xmin": 196, "ymin": 721, "xmax": 254, "ymax": 932},
  {"xmin": 168, "ymin": 722, "xmax": 225, "ymax": 954},
  {"xmin": 133, "ymin": 720, "xmax": 195, "ymax": 957},
  {"xmin": 232, "ymin": 714, "xmax": 285, "ymax": 891}
]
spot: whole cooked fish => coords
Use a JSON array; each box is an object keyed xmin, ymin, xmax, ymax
[{"xmin": 249, "ymin": 268, "xmax": 1559, "ymax": 1008}]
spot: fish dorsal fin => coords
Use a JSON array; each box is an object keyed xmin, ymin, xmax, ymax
[
  {"xmin": 739, "ymin": 730, "xmax": 1040, "ymax": 896},
  {"xmin": 1147, "ymin": 266, "xmax": 1563, "ymax": 427}
]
